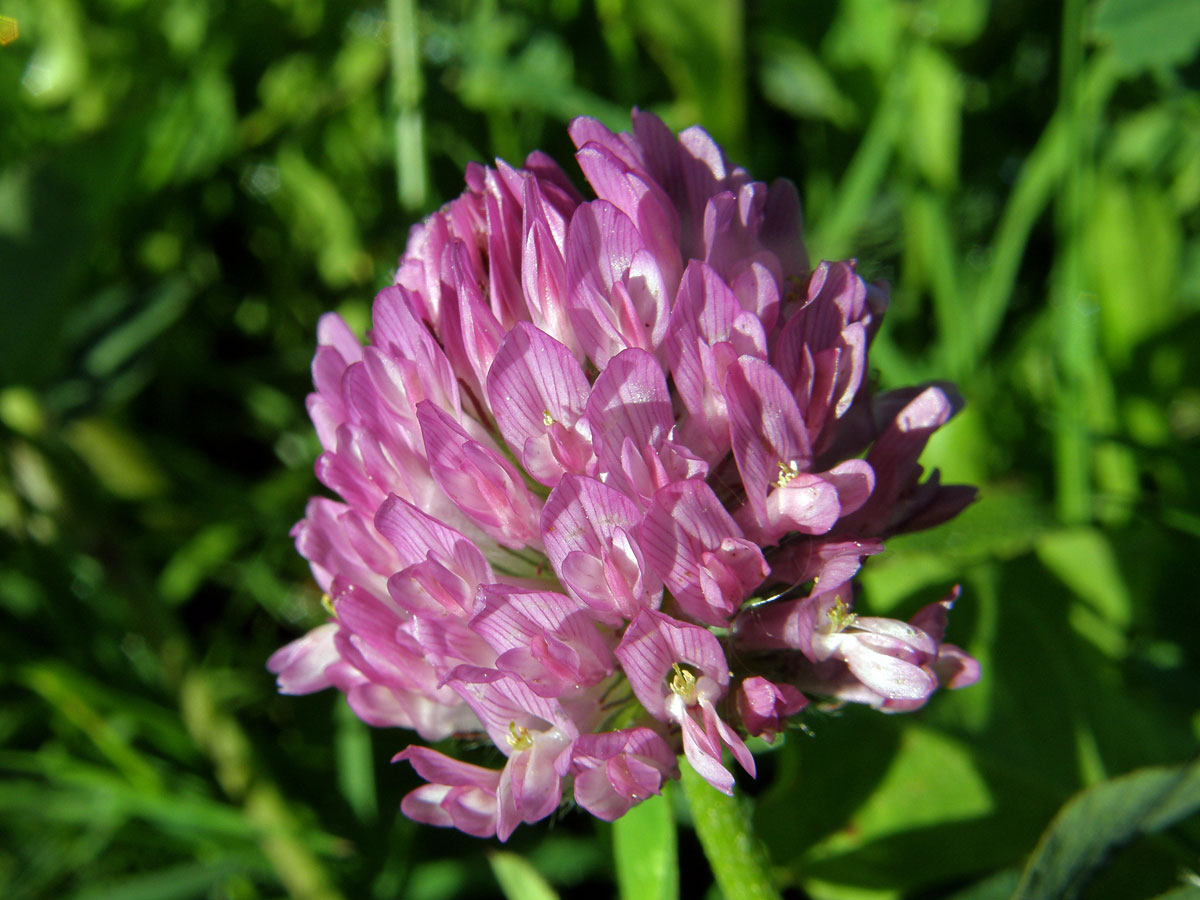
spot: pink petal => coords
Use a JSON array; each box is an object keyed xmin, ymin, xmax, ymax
[
  {"xmin": 487, "ymin": 322, "xmax": 593, "ymax": 484},
  {"xmin": 639, "ymin": 480, "xmax": 767, "ymax": 626},
  {"xmin": 267, "ymin": 622, "xmax": 340, "ymax": 694},
  {"xmin": 416, "ymin": 401, "xmax": 542, "ymax": 549},
  {"xmin": 614, "ymin": 610, "xmax": 730, "ymax": 719},
  {"xmin": 724, "ymin": 354, "xmax": 812, "ymax": 527}
]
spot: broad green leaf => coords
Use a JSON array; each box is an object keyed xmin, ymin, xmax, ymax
[
  {"xmin": 1013, "ymin": 758, "xmax": 1200, "ymax": 900},
  {"xmin": 797, "ymin": 726, "xmax": 994, "ymax": 891},
  {"xmin": 824, "ymin": 0, "xmax": 903, "ymax": 74},
  {"xmin": 488, "ymin": 852, "xmax": 561, "ymax": 900},
  {"xmin": 1035, "ymin": 527, "xmax": 1131, "ymax": 629},
  {"xmin": 859, "ymin": 484, "xmax": 1052, "ymax": 612},
  {"xmin": 759, "ymin": 37, "xmax": 858, "ymax": 128},
  {"xmin": 614, "ymin": 789, "xmax": 679, "ymax": 900},
  {"xmin": 1091, "ymin": 0, "xmax": 1200, "ymax": 73},
  {"xmin": 1084, "ymin": 176, "xmax": 1180, "ymax": 365},
  {"xmin": 1151, "ymin": 888, "xmax": 1200, "ymax": 900},
  {"xmin": 916, "ymin": 0, "xmax": 989, "ymax": 45}
]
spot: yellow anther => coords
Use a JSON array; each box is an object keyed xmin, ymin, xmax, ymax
[
  {"xmin": 828, "ymin": 595, "xmax": 857, "ymax": 632},
  {"xmin": 668, "ymin": 663, "xmax": 697, "ymax": 704},
  {"xmin": 320, "ymin": 593, "xmax": 337, "ymax": 618},
  {"xmin": 542, "ymin": 410, "xmax": 555, "ymax": 426},
  {"xmin": 506, "ymin": 721, "xmax": 534, "ymax": 751},
  {"xmin": 775, "ymin": 459, "xmax": 801, "ymax": 488}
]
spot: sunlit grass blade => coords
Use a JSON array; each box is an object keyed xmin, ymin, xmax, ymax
[{"xmin": 487, "ymin": 851, "xmax": 561, "ymax": 900}]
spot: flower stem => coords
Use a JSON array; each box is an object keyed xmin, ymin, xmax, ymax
[{"xmin": 680, "ymin": 765, "xmax": 782, "ymax": 900}]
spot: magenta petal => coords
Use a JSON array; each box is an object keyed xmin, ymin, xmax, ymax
[
  {"xmin": 274, "ymin": 111, "xmax": 981, "ymax": 840},
  {"xmin": 542, "ymin": 475, "xmax": 659, "ymax": 620},
  {"xmin": 586, "ymin": 347, "xmax": 673, "ymax": 492},
  {"xmin": 316, "ymin": 312, "xmax": 363, "ymax": 365},
  {"xmin": 736, "ymin": 675, "xmax": 807, "ymax": 741},
  {"xmin": 703, "ymin": 698, "xmax": 756, "ymax": 778},
  {"xmin": 765, "ymin": 474, "xmax": 842, "ymax": 537},
  {"xmin": 371, "ymin": 285, "xmax": 461, "ymax": 415},
  {"xmin": 724, "ymin": 354, "xmax": 813, "ymax": 527},
  {"xmin": 487, "ymin": 322, "xmax": 592, "ymax": 485},
  {"xmin": 933, "ymin": 644, "xmax": 981, "ymax": 689},
  {"xmin": 615, "ymin": 610, "xmax": 730, "ymax": 718},
  {"xmin": 396, "ymin": 745, "xmax": 502, "ymax": 790},
  {"xmin": 639, "ymin": 480, "xmax": 767, "ymax": 625},
  {"xmin": 565, "ymin": 201, "xmax": 667, "ymax": 368},
  {"xmin": 267, "ymin": 623, "xmax": 340, "ymax": 694},
  {"xmin": 417, "ymin": 401, "xmax": 542, "ymax": 549},
  {"xmin": 496, "ymin": 728, "xmax": 571, "ymax": 841},
  {"xmin": 574, "ymin": 142, "xmax": 682, "ymax": 294},
  {"xmin": 396, "ymin": 746, "xmax": 501, "ymax": 838},
  {"xmin": 678, "ymin": 706, "xmax": 735, "ymax": 795},
  {"xmin": 375, "ymin": 493, "xmax": 488, "ymax": 577}
]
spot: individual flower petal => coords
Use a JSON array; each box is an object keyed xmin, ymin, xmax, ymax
[
  {"xmin": 571, "ymin": 728, "xmax": 677, "ymax": 821},
  {"xmin": 395, "ymin": 746, "xmax": 501, "ymax": 838},
  {"xmin": 487, "ymin": 322, "xmax": 594, "ymax": 485},
  {"xmin": 542, "ymin": 475, "xmax": 661, "ymax": 622},
  {"xmin": 565, "ymin": 201, "xmax": 669, "ymax": 368},
  {"xmin": 639, "ymin": 480, "xmax": 768, "ymax": 626},
  {"xmin": 267, "ymin": 622, "xmax": 340, "ymax": 694},
  {"xmin": 416, "ymin": 401, "xmax": 543, "ymax": 549},
  {"xmin": 736, "ymin": 676, "xmax": 807, "ymax": 741}
]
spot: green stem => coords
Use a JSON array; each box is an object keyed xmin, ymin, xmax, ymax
[
  {"xmin": 389, "ymin": 0, "xmax": 427, "ymax": 212},
  {"xmin": 1052, "ymin": 0, "xmax": 1093, "ymax": 524},
  {"xmin": 809, "ymin": 76, "xmax": 903, "ymax": 262},
  {"xmin": 680, "ymin": 765, "xmax": 782, "ymax": 900}
]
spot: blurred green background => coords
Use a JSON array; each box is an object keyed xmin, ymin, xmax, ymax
[{"xmin": 1, "ymin": 0, "xmax": 1198, "ymax": 898}]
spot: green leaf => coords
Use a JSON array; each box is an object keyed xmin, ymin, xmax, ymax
[
  {"xmin": 1036, "ymin": 526, "xmax": 1132, "ymax": 628},
  {"xmin": 1084, "ymin": 176, "xmax": 1181, "ymax": 365},
  {"xmin": 944, "ymin": 869, "xmax": 1022, "ymax": 900},
  {"xmin": 1091, "ymin": 0, "xmax": 1200, "ymax": 73},
  {"xmin": 157, "ymin": 524, "xmax": 241, "ymax": 605},
  {"xmin": 487, "ymin": 852, "xmax": 561, "ymax": 900},
  {"xmin": 903, "ymin": 42, "xmax": 963, "ymax": 189},
  {"xmin": 1150, "ymin": 888, "xmax": 1200, "ymax": 900},
  {"xmin": 759, "ymin": 37, "xmax": 858, "ymax": 128},
  {"xmin": 795, "ymin": 726, "xmax": 999, "ymax": 893},
  {"xmin": 614, "ymin": 789, "xmax": 679, "ymax": 900},
  {"xmin": 334, "ymin": 700, "xmax": 377, "ymax": 823},
  {"xmin": 1014, "ymin": 758, "xmax": 1200, "ymax": 900},
  {"xmin": 915, "ymin": 0, "xmax": 989, "ymax": 45}
]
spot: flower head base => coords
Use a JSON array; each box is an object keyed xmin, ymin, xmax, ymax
[{"xmin": 269, "ymin": 110, "xmax": 978, "ymax": 839}]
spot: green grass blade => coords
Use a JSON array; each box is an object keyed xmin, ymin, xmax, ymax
[{"xmin": 487, "ymin": 851, "xmax": 561, "ymax": 900}]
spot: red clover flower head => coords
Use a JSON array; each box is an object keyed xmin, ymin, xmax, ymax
[{"xmin": 269, "ymin": 110, "xmax": 980, "ymax": 840}]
